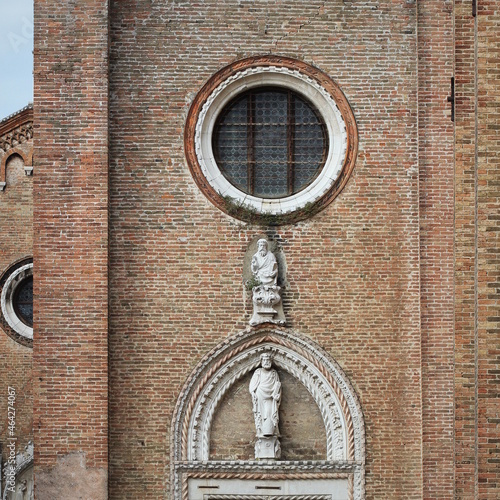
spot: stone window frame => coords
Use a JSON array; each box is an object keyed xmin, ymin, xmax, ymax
[
  {"xmin": 0, "ymin": 258, "xmax": 33, "ymax": 346},
  {"xmin": 185, "ymin": 56, "xmax": 358, "ymax": 224}
]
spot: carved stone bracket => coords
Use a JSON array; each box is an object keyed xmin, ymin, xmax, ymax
[{"xmin": 250, "ymin": 285, "xmax": 285, "ymax": 326}]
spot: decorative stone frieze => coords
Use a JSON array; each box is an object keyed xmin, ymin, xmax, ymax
[
  {"xmin": 0, "ymin": 106, "xmax": 34, "ymax": 190},
  {"xmin": 0, "ymin": 106, "xmax": 33, "ymax": 153}
]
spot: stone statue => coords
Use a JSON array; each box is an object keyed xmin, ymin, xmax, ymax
[
  {"xmin": 249, "ymin": 352, "xmax": 282, "ymax": 459},
  {"xmin": 251, "ymin": 239, "xmax": 278, "ymax": 286},
  {"xmin": 249, "ymin": 239, "xmax": 285, "ymax": 326}
]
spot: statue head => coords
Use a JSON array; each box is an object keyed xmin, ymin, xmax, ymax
[
  {"xmin": 260, "ymin": 352, "xmax": 273, "ymax": 370},
  {"xmin": 257, "ymin": 238, "xmax": 269, "ymax": 255}
]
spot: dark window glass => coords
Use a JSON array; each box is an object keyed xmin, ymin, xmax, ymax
[
  {"xmin": 14, "ymin": 276, "xmax": 33, "ymax": 327},
  {"xmin": 213, "ymin": 87, "xmax": 328, "ymax": 198}
]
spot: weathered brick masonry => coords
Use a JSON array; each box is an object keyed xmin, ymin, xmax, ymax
[
  {"xmin": 454, "ymin": 1, "xmax": 500, "ymax": 497},
  {"xmin": 476, "ymin": 3, "xmax": 500, "ymax": 496},
  {"xmin": 0, "ymin": 0, "xmax": 495, "ymax": 498},
  {"xmin": 417, "ymin": 1, "xmax": 455, "ymax": 498},
  {"xmin": 33, "ymin": 0, "xmax": 109, "ymax": 497},
  {"xmin": 108, "ymin": 1, "xmax": 422, "ymax": 498}
]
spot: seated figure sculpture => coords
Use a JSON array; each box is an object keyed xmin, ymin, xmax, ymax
[
  {"xmin": 249, "ymin": 239, "xmax": 285, "ymax": 326},
  {"xmin": 251, "ymin": 239, "xmax": 278, "ymax": 286}
]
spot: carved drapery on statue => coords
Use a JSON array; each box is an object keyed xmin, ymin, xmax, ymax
[
  {"xmin": 249, "ymin": 352, "xmax": 282, "ymax": 459},
  {"xmin": 249, "ymin": 239, "xmax": 285, "ymax": 326}
]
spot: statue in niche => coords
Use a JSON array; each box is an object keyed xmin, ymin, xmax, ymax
[
  {"xmin": 251, "ymin": 239, "xmax": 278, "ymax": 286},
  {"xmin": 249, "ymin": 239, "xmax": 285, "ymax": 326},
  {"xmin": 249, "ymin": 352, "xmax": 282, "ymax": 459}
]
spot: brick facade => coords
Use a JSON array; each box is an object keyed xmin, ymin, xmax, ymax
[
  {"xmin": 108, "ymin": 2, "xmax": 421, "ymax": 497},
  {"xmin": 0, "ymin": 109, "xmax": 33, "ymax": 469},
  {"xmin": 0, "ymin": 0, "xmax": 498, "ymax": 499}
]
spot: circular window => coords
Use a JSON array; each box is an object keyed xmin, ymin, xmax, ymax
[
  {"xmin": 0, "ymin": 259, "xmax": 33, "ymax": 344},
  {"xmin": 213, "ymin": 87, "xmax": 328, "ymax": 199},
  {"xmin": 185, "ymin": 56, "xmax": 358, "ymax": 224}
]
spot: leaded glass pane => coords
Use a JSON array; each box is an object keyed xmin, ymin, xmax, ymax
[
  {"xmin": 253, "ymin": 91, "xmax": 288, "ymax": 197},
  {"xmin": 293, "ymin": 95, "xmax": 326, "ymax": 189},
  {"xmin": 213, "ymin": 87, "xmax": 327, "ymax": 199},
  {"xmin": 14, "ymin": 276, "xmax": 33, "ymax": 327},
  {"xmin": 214, "ymin": 97, "xmax": 248, "ymax": 192}
]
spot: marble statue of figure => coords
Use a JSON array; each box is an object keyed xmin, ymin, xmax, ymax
[
  {"xmin": 249, "ymin": 353, "xmax": 281, "ymax": 437},
  {"xmin": 251, "ymin": 239, "xmax": 278, "ymax": 286}
]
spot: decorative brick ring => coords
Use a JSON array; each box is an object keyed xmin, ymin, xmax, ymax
[{"xmin": 185, "ymin": 56, "xmax": 358, "ymax": 225}]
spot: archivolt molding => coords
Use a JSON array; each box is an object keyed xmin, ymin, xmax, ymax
[
  {"xmin": 171, "ymin": 327, "xmax": 365, "ymax": 500},
  {"xmin": 189, "ymin": 346, "xmax": 346, "ymax": 462}
]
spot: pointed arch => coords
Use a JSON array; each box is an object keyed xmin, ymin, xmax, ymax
[{"xmin": 171, "ymin": 327, "xmax": 365, "ymax": 500}]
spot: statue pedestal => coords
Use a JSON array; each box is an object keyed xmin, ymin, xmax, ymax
[
  {"xmin": 255, "ymin": 436, "xmax": 281, "ymax": 459},
  {"xmin": 250, "ymin": 285, "xmax": 286, "ymax": 326}
]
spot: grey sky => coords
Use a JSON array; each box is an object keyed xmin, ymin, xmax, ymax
[{"xmin": 0, "ymin": 0, "xmax": 33, "ymax": 120}]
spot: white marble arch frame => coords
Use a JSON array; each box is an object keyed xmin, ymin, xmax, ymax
[
  {"xmin": 171, "ymin": 328, "xmax": 365, "ymax": 500},
  {"xmin": 2, "ymin": 441, "xmax": 33, "ymax": 500}
]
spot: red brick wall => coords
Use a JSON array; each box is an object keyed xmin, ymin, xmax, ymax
[
  {"xmin": 23, "ymin": 0, "xmax": 498, "ymax": 498},
  {"xmin": 476, "ymin": 1, "xmax": 500, "ymax": 497},
  {"xmin": 417, "ymin": 1, "xmax": 455, "ymax": 498},
  {"xmin": 454, "ymin": 1, "xmax": 479, "ymax": 498},
  {"xmin": 33, "ymin": 0, "xmax": 109, "ymax": 498},
  {"xmin": 454, "ymin": 2, "xmax": 500, "ymax": 498},
  {"xmin": 109, "ymin": 1, "xmax": 422, "ymax": 498}
]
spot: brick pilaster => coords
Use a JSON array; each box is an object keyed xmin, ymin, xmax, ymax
[
  {"xmin": 476, "ymin": 1, "xmax": 500, "ymax": 497},
  {"xmin": 417, "ymin": 1, "xmax": 455, "ymax": 498},
  {"xmin": 454, "ymin": 1, "xmax": 478, "ymax": 497},
  {"xmin": 33, "ymin": 1, "xmax": 109, "ymax": 498}
]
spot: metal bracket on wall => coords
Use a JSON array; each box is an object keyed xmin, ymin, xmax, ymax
[{"xmin": 447, "ymin": 77, "xmax": 455, "ymax": 122}]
